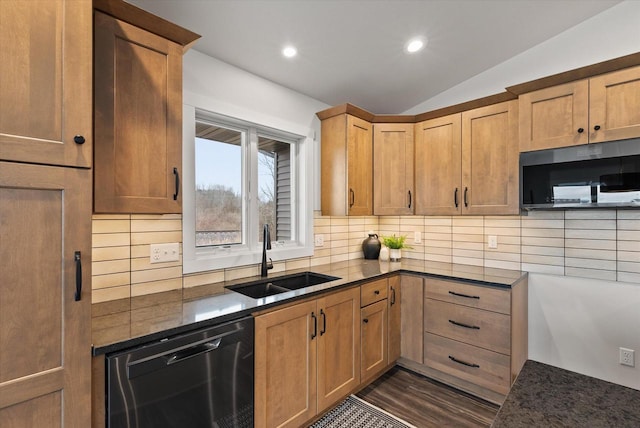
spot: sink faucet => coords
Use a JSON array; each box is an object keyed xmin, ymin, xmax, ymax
[{"xmin": 261, "ymin": 224, "xmax": 273, "ymax": 277}]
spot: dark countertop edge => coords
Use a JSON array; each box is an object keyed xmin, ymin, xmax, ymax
[{"xmin": 92, "ymin": 267, "xmax": 527, "ymax": 357}]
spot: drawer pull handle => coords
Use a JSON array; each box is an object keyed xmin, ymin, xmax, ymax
[
  {"xmin": 374, "ymin": 290, "xmax": 380, "ymax": 295},
  {"xmin": 449, "ymin": 319, "xmax": 480, "ymax": 330},
  {"xmin": 449, "ymin": 355, "xmax": 480, "ymax": 368},
  {"xmin": 448, "ymin": 291, "xmax": 480, "ymax": 300},
  {"xmin": 390, "ymin": 286, "xmax": 396, "ymax": 305}
]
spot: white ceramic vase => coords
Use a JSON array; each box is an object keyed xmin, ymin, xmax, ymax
[{"xmin": 389, "ymin": 248, "xmax": 401, "ymax": 262}]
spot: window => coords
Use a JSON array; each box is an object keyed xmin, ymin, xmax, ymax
[{"xmin": 183, "ymin": 107, "xmax": 313, "ymax": 273}]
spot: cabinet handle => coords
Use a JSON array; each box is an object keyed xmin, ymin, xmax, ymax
[
  {"xmin": 363, "ymin": 318, "xmax": 369, "ymax": 324},
  {"xmin": 374, "ymin": 290, "xmax": 380, "ymax": 295},
  {"xmin": 449, "ymin": 319, "xmax": 480, "ymax": 330},
  {"xmin": 577, "ymin": 128, "xmax": 584, "ymax": 133},
  {"xmin": 311, "ymin": 312, "xmax": 317, "ymax": 339},
  {"xmin": 454, "ymin": 188, "xmax": 459, "ymax": 208},
  {"xmin": 173, "ymin": 167, "xmax": 180, "ymax": 200},
  {"xmin": 464, "ymin": 187, "xmax": 468, "ymax": 207},
  {"xmin": 320, "ymin": 309, "xmax": 327, "ymax": 336},
  {"xmin": 448, "ymin": 290, "xmax": 480, "ymax": 300},
  {"xmin": 408, "ymin": 190, "xmax": 412, "ymax": 209},
  {"xmin": 349, "ymin": 188, "xmax": 355, "ymax": 208},
  {"xmin": 594, "ymin": 125, "xmax": 601, "ymax": 131},
  {"xmin": 390, "ymin": 286, "xmax": 396, "ymax": 305},
  {"xmin": 73, "ymin": 135, "xmax": 86, "ymax": 144},
  {"xmin": 448, "ymin": 355, "xmax": 480, "ymax": 368},
  {"xmin": 74, "ymin": 251, "xmax": 82, "ymax": 301}
]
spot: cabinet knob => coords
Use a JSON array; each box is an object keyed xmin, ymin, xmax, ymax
[
  {"xmin": 73, "ymin": 135, "xmax": 86, "ymax": 144},
  {"xmin": 577, "ymin": 128, "xmax": 584, "ymax": 133},
  {"xmin": 374, "ymin": 290, "xmax": 380, "ymax": 295},
  {"xmin": 363, "ymin": 318, "xmax": 369, "ymax": 324},
  {"xmin": 594, "ymin": 125, "xmax": 601, "ymax": 131}
]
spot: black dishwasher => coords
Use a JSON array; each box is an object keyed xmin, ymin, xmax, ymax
[{"xmin": 106, "ymin": 316, "xmax": 253, "ymax": 428}]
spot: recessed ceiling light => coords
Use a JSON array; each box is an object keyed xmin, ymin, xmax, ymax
[
  {"xmin": 282, "ymin": 46, "xmax": 297, "ymax": 58},
  {"xmin": 406, "ymin": 38, "xmax": 426, "ymax": 54}
]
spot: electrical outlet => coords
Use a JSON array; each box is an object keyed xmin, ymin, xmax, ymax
[
  {"xmin": 414, "ymin": 231, "xmax": 422, "ymax": 244},
  {"xmin": 488, "ymin": 235, "xmax": 498, "ymax": 249},
  {"xmin": 314, "ymin": 234, "xmax": 324, "ymax": 247},
  {"xmin": 150, "ymin": 243, "xmax": 180, "ymax": 263},
  {"xmin": 620, "ymin": 348, "xmax": 635, "ymax": 367}
]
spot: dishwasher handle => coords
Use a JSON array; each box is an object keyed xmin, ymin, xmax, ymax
[
  {"xmin": 166, "ymin": 337, "xmax": 221, "ymax": 365},
  {"xmin": 126, "ymin": 329, "xmax": 240, "ymax": 380}
]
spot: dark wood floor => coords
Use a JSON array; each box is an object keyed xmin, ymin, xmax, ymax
[{"xmin": 356, "ymin": 366, "xmax": 499, "ymax": 427}]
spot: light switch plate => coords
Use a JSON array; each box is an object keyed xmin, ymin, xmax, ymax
[
  {"xmin": 488, "ymin": 235, "xmax": 498, "ymax": 249},
  {"xmin": 150, "ymin": 243, "xmax": 180, "ymax": 263}
]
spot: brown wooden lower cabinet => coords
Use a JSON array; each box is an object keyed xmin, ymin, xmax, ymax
[
  {"xmin": 0, "ymin": 162, "xmax": 92, "ymax": 427},
  {"xmin": 399, "ymin": 275, "xmax": 528, "ymax": 404},
  {"xmin": 387, "ymin": 276, "xmax": 402, "ymax": 362},
  {"xmin": 254, "ymin": 287, "xmax": 360, "ymax": 428},
  {"xmin": 361, "ymin": 299, "xmax": 388, "ymax": 382}
]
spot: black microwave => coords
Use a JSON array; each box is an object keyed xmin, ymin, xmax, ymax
[{"xmin": 520, "ymin": 139, "xmax": 640, "ymax": 210}]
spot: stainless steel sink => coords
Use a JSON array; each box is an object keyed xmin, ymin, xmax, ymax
[{"xmin": 226, "ymin": 272, "xmax": 340, "ymax": 299}]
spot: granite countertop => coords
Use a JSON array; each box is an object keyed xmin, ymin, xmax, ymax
[
  {"xmin": 92, "ymin": 258, "xmax": 527, "ymax": 355},
  {"xmin": 492, "ymin": 360, "xmax": 640, "ymax": 427}
]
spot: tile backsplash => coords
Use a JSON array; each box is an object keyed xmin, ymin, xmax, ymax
[{"xmin": 92, "ymin": 210, "xmax": 640, "ymax": 303}]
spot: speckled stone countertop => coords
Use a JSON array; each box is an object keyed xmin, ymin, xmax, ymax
[
  {"xmin": 492, "ymin": 360, "xmax": 640, "ymax": 427},
  {"xmin": 92, "ymin": 258, "xmax": 527, "ymax": 356}
]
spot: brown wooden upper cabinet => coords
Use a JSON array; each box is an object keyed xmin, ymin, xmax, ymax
[
  {"xmin": 320, "ymin": 114, "xmax": 373, "ymax": 216},
  {"xmin": 416, "ymin": 100, "xmax": 519, "ymax": 215},
  {"xmin": 0, "ymin": 0, "xmax": 92, "ymax": 168},
  {"xmin": 373, "ymin": 123, "xmax": 415, "ymax": 215},
  {"xmin": 519, "ymin": 65, "xmax": 640, "ymax": 152},
  {"xmin": 93, "ymin": 7, "xmax": 199, "ymax": 213}
]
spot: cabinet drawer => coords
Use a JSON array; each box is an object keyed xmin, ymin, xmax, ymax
[
  {"xmin": 424, "ymin": 299, "xmax": 510, "ymax": 355},
  {"xmin": 424, "ymin": 333, "xmax": 510, "ymax": 395},
  {"xmin": 361, "ymin": 279, "xmax": 388, "ymax": 307},
  {"xmin": 425, "ymin": 278, "xmax": 510, "ymax": 315}
]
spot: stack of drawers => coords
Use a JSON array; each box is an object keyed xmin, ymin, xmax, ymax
[{"xmin": 424, "ymin": 278, "xmax": 514, "ymax": 398}]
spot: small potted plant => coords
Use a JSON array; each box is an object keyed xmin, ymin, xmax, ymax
[{"xmin": 381, "ymin": 234, "xmax": 412, "ymax": 262}]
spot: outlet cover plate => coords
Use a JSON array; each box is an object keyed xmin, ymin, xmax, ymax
[
  {"xmin": 620, "ymin": 348, "xmax": 635, "ymax": 367},
  {"xmin": 150, "ymin": 243, "xmax": 180, "ymax": 263}
]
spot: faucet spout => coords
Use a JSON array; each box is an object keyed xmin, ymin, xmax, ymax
[{"xmin": 261, "ymin": 224, "xmax": 273, "ymax": 277}]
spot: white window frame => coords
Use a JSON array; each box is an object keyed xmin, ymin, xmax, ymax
[{"xmin": 182, "ymin": 104, "xmax": 314, "ymax": 274}]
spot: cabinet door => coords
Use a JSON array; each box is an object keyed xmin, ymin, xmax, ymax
[
  {"xmin": 400, "ymin": 275, "xmax": 423, "ymax": 364},
  {"xmin": 387, "ymin": 276, "xmax": 402, "ymax": 362},
  {"xmin": 415, "ymin": 114, "xmax": 462, "ymax": 215},
  {"xmin": 94, "ymin": 12, "xmax": 182, "ymax": 213},
  {"xmin": 346, "ymin": 115, "xmax": 373, "ymax": 215},
  {"xmin": 316, "ymin": 288, "xmax": 361, "ymax": 412},
  {"xmin": 361, "ymin": 300, "xmax": 388, "ymax": 382},
  {"xmin": 519, "ymin": 80, "xmax": 589, "ymax": 152},
  {"xmin": 462, "ymin": 100, "xmax": 519, "ymax": 215},
  {"xmin": 0, "ymin": 162, "xmax": 91, "ymax": 427},
  {"xmin": 373, "ymin": 123, "xmax": 414, "ymax": 215},
  {"xmin": 590, "ymin": 65, "xmax": 640, "ymax": 143},
  {"xmin": 0, "ymin": 0, "xmax": 92, "ymax": 168},
  {"xmin": 254, "ymin": 301, "xmax": 317, "ymax": 428}
]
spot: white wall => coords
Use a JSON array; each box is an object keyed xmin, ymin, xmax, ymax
[
  {"xmin": 182, "ymin": 50, "xmax": 330, "ymax": 209},
  {"xmin": 404, "ymin": 0, "xmax": 640, "ymax": 113},
  {"xmin": 528, "ymin": 273, "xmax": 640, "ymax": 389}
]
